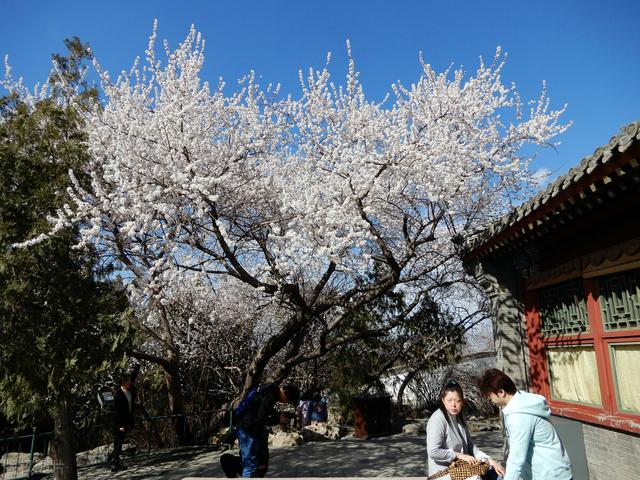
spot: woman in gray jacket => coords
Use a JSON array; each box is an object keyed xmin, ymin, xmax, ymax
[{"xmin": 426, "ymin": 380, "xmax": 504, "ymax": 479}]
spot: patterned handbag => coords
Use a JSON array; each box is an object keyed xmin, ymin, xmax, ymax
[{"xmin": 426, "ymin": 459, "xmax": 490, "ymax": 480}]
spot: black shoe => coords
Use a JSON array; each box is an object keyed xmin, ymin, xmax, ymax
[{"xmin": 220, "ymin": 453, "xmax": 242, "ymax": 478}]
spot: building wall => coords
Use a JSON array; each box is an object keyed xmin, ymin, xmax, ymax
[
  {"xmin": 552, "ymin": 415, "xmax": 640, "ymax": 480},
  {"xmin": 472, "ymin": 254, "xmax": 640, "ymax": 480},
  {"xmin": 583, "ymin": 424, "xmax": 640, "ymax": 480},
  {"xmin": 550, "ymin": 415, "xmax": 589, "ymax": 480},
  {"xmin": 473, "ymin": 256, "xmax": 531, "ymax": 390},
  {"xmin": 493, "ymin": 287, "xmax": 530, "ymax": 389}
]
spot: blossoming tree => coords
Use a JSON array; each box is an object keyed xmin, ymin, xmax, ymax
[{"xmin": 12, "ymin": 24, "xmax": 569, "ymax": 406}]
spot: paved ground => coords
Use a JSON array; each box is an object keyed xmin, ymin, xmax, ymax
[{"xmin": 75, "ymin": 429, "xmax": 504, "ymax": 480}]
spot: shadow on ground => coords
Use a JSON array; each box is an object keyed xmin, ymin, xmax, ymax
[
  {"xmin": 74, "ymin": 430, "xmax": 504, "ymax": 480},
  {"xmin": 267, "ymin": 435, "xmax": 426, "ymax": 477}
]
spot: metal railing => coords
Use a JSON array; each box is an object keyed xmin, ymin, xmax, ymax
[
  {"xmin": 1, "ymin": 428, "xmax": 53, "ymax": 480},
  {"xmin": 0, "ymin": 409, "xmax": 232, "ymax": 479}
]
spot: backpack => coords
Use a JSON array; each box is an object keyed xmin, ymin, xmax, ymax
[{"xmin": 233, "ymin": 386, "xmax": 258, "ymax": 419}]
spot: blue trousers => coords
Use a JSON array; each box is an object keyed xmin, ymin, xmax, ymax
[{"xmin": 235, "ymin": 426, "xmax": 269, "ymax": 477}]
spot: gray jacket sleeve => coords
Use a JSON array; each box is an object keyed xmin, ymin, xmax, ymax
[{"xmin": 426, "ymin": 410, "xmax": 457, "ymax": 463}]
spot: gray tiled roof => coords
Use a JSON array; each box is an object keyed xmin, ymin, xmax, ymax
[{"xmin": 465, "ymin": 120, "xmax": 640, "ymax": 256}]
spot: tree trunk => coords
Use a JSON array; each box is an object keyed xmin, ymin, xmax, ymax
[
  {"xmin": 130, "ymin": 301, "xmax": 191, "ymax": 445},
  {"xmin": 396, "ymin": 369, "xmax": 419, "ymax": 410},
  {"xmin": 241, "ymin": 312, "xmax": 309, "ymax": 396},
  {"xmin": 49, "ymin": 395, "xmax": 77, "ymax": 480},
  {"xmin": 164, "ymin": 357, "xmax": 190, "ymax": 445},
  {"xmin": 128, "ymin": 348, "xmax": 190, "ymax": 445}
]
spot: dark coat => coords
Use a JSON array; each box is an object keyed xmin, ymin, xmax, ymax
[
  {"xmin": 113, "ymin": 386, "xmax": 135, "ymax": 429},
  {"xmin": 235, "ymin": 383, "xmax": 280, "ymax": 434}
]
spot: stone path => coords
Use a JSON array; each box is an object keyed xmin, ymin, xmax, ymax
[{"xmin": 74, "ymin": 429, "xmax": 504, "ymax": 480}]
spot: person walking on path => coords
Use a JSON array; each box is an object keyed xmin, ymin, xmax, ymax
[
  {"xmin": 427, "ymin": 380, "xmax": 504, "ymax": 479},
  {"xmin": 232, "ymin": 383, "xmax": 299, "ymax": 478},
  {"xmin": 478, "ymin": 369, "xmax": 573, "ymax": 480},
  {"xmin": 108, "ymin": 364, "xmax": 139, "ymax": 472}
]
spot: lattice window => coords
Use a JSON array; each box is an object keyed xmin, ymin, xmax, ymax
[
  {"xmin": 538, "ymin": 278, "xmax": 588, "ymax": 336},
  {"xmin": 598, "ymin": 268, "xmax": 640, "ymax": 330}
]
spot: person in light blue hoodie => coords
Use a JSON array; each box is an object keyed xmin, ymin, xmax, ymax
[{"xmin": 478, "ymin": 369, "xmax": 573, "ymax": 480}]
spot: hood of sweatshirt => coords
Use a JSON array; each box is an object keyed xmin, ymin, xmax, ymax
[{"xmin": 502, "ymin": 391, "xmax": 551, "ymax": 419}]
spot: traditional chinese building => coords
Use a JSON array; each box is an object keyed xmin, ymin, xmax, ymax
[{"xmin": 463, "ymin": 121, "xmax": 640, "ymax": 480}]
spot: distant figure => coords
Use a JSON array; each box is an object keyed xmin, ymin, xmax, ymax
[
  {"xmin": 108, "ymin": 364, "xmax": 139, "ymax": 472},
  {"xmin": 298, "ymin": 389, "xmax": 324, "ymax": 426},
  {"xmin": 232, "ymin": 383, "xmax": 299, "ymax": 477},
  {"xmin": 298, "ymin": 399, "xmax": 312, "ymax": 426},
  {"xmin": 426, "ymin": 379, "xmax": 504, "ymax": 479},
  {"xmin": 309, "ymin": 397, "xmax": 327, "ymax": 423},
  {"xmin": 478, "ymin": 369, "xmax": 573, "ymax": 480}
]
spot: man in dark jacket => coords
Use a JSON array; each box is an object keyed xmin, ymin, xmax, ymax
[
  {"xmin": 232, "ymin": 383, "xmax": 299, "ymax": 477},
  {"xmin": 108, "ymin": 365, "xmax": 139, "ymax": 472}
]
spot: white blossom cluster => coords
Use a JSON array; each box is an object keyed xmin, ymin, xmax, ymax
[
  {"xmin": 2, "ymin": 55, "xmax": 52, "ymax": 110},
  {"xmin": 140, "ymin": 273, "xmax": 282, "ymax": 362},
  {"xmin": 8, "ymin": 24, "xmax": 569, "ymax": 321}
]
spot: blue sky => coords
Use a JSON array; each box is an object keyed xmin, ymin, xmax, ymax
[{"xmin": 2, "ymin": 0, "xmax": 639, "ymax": 183}]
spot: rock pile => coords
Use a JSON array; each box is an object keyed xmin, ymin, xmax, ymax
[
  {"xmin": 467, "ymin": 416, "xmax": 502, "ymax": 432},
  {"xmin": 0, "ymin": 452, "xmax": 49, "ymax": 480},
  {"xmin": 401, "ymin": 420, "xmax": 426, "ymax": 435},
  {"xmin": 268, "ymin": 431, "xmax": 304, "ymax": 448},
  {"xmin": 300, "ymin": 421, "xmax": 344, "ymax": 441}
]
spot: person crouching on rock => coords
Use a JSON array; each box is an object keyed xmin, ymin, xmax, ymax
[{"xmin": 233, "ymin": 383, "xmax": 300, "ymax": 477}]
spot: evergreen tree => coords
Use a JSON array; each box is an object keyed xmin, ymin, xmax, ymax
[{"xmin": 0, "ymin": 39, "xmax": 132, "ymax": 480}]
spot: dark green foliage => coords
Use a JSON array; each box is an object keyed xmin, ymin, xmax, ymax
[
  {"xmin": 50, "ymin": 37, "xmax": 99, "ymax": 107},
  {"xmin": 325, "ymin": 289, "xmax": 404, "ymax": 395},
  {"xmin": 314, "ymin": 291, "xmax": 465, "ymax": 420},
  {"xmin": 0, "ymin": 39, "xmax": 132, "ymax": 427}
]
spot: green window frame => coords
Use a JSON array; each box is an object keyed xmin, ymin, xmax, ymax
[
  {"xmin": 538, "ymin": 278, "xmax": 588, "ymax": 336},
  {"xmin": 598, "ymin": 268, "xmax": 640, "ymax": 331}
]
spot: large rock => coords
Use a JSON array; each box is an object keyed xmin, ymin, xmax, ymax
[
  {"xmin": 76, "ymin": 444, "xmax": 110, "ymax": 465},
  {"xmin": 268, "ymin": 431, "xmax": 303, "ymax": 448},
  {"xmin": 31, "ymin": 456, "xmax": 53, "ymax": 473},
  {"xmin": 0, "ymin": 452, "xmax": 44, "ymax": 466},
  {"xmin": 401, "ymin": 421, "xmax": 426, "ymax": 435},
  {"xmin": 1, "ymin": 468, "xmax": 29, "ymax": 480},
  {"xmin": 0, "ymin": 453, "xmax": 48, "ymax": 480},
  {"xmin": 300, "ymin": 422, "xmax": 341, "ymax": 441},
  {"xmin": 467, "ymin": 416, "xmax": 502, "ymax": 432}
]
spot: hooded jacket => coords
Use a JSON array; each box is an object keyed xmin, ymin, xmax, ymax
[{"xmin": 502, "ymin": 391, "xmax": 572, "ymax": 480}]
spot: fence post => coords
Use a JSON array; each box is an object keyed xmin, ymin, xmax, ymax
[
  {"xmin": 227, "ymin": 408, "xmax": 233, "ymax": 450},
  {"xmin": 146, "ymin": 417, "xmax": 153, "ymax": 459},
  {"xmin": 27, "ymin": 427, "xmax": 36, "ymax": 478}
]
